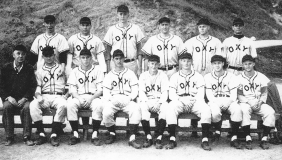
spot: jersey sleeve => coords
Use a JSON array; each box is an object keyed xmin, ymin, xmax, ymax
[
  {"xmin": 138, "ymin": 73, "xmax": 146, "ymax": 93},
  {"xmin": 30, "ymin": 36, "xmax": 40, "ymax": 55},
  {"xmin": 96, "ymin": 67, "xmax": 105, "ymax": 92},
  {"xmin": 141, "ymin": 37, "xmax": 153, "ymax": 56},
  {"xmin": 103, "ymin": 26, "xmax": 113, "ymax": 46},
  {"xmin": 169, "ymin": 73, "xmax": 178, "ymax": 90},
  {"xmin": 221, "ymin": 39, "xmax": 228, "ymax": 58},
  {"xmin": 184, "ymin": 38, "xmax": 194, "ymax": 54},
  {"xmin": 229, "ymin": 74, "xmax": 239, "ymax": 90},
  {"xmin": 129, "ymin": 71, "xmax": 138, "ymax": 87},
  {"xmin": 161, "ymin": 72, "xmax": 169, "ymax": 92},
  {"xmin": 95, "ymin": 38, "xmax": 106, "ymax": 55},
  {"xmin": 260, "ymin": 73, "xmax": 270, "ymax": 87},
  {"xmin": 177, "ymin": 36, "xmax": 186, "ymax": 55},
  {"xmin": 67, "ymin": 36, "xmax": 75, "ymax": 55},
  {"xmin": 103, "ymin": 73, "xmax": 112, "ymax": 90},
  {"xmin": 67, "ymin": 70, "xmax": 76, "ymax": 86},
  {"xmin": 58, "ymin": 36, "xmax": 69, "ymax": 53},
  {"xmin": 196, "ymin": 74, "xmax": 205, "ymax": 88},
  {"xmin": 250, "ymin": 40, "xmax": 257, "ymax": 58},
  {"xmin": 136, "ymin": 25, "xmax": 145, "ymax": 44},
  {"xmin": 35, "ymin": 71, "xmax": 42, "ymax": 87},
  {"xmin": 215, "ymin": 38, "xmax": 223, "ymax": 56}
]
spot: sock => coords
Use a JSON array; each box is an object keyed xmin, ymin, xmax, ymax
[
  {"xmin": 51, "ymin": 122, "xmax": 61, "ymax": 135},
  {"xmin": 129, "ymin": 124, "xmax": 138, "ymax": 136},
  {"xmin": 92, "ymin": 119, "xmax": 101, "ymax": 132},
  {"xmin": 69, "ymin": 121, "xmax": 79, "ymax": 132},
  {"xmin": 263, "ymin": 125, "xmax": 271, "ymax": 137},
  {"xmin": 156, "ymin": 119, "xmax": 166, "ymax": 137},
  {"xmin": 73, "ymin": 131, "xmax": 79, "ymax": 138},
  {"xmin": 141, "ymin": 120, "xmax": 151, "ymax": 135},
  {"xmin": 230, "ymin": 121, "xmax": 240, "ymax": 137},
  {"xmin": 168, "ymin": 124, "xmax": 176, "ymax": 138},
  {"xmin": 201, "ymin": 123, "xmax": 210, "ymax": 138},
  {"xmin": 242, "ymin": 125, "xmax": 251, "ymax": 137},
  {"xmin": 34, "ymin": 120, "xmax": 44, "ymax": 133},
  {"xmin": 213, "ymin": 121, "xmax": 222, "ymax": 132},
  {"xmin": 107, "ymin": 125, "xmax": 115, "ymax": 133}
]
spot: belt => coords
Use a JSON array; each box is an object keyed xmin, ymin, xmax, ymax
[
  {"xmin": 179, "ymin": 94, "xmax": 194, "ymax": 97},
  {"xmin": 42, "ymin": 92, "xmax": 63, "ymax": 95},
  {"xmin": 228, "ymin": 65, "xmax": 243, "ymax": 71},
  {"xmin": 124, "ymin": 58, "xmax": 135, "ymax": 63},
  {"xmin": 84, "ymin": 92, "xmax": 95, "ymax": 95},
  {"xmin": 158, "ymin": 64, "xmax": 178, "ymax": 71},
  {"xmin": 215, "ymin": 94, "xmax": 230, "ymax": 97}
]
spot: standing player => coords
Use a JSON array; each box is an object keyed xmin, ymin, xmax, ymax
[
  {"xmin": 238, "ymin": 55, "xmax": 275, "ymax": 150},
  {"xmin": 138, "ymin": 55, "xmax": 169, "ymax": 149},
  {"xmin": 222, "ymin": 18, "xmax": 257, "ymax": 76},
  {"xmin": 184, "ymin": 18, "xmax": 222, "ymax": 76},
  {"xmin": 104, "ymin": 4, "xmax": 145, "ymax": 75},
  {"xmin": 0, "ymin": 45, "xmax": 37, "ymax": 146},
  {"xmin": 30, "ymin": 15, "xmax": 70, "ymax": 74},
  {"xmin": 67, "ymin": 17, "xmax": 107, "ymax": 74},
  {"xmin": 142, "ymin": 17, "xmax": 186, "ymax": 78},
  {"xmin": 204, "ymin": 55, "xmax": 242, "ymax": 149},
  {"xmin": 166, "ymin": 52, "xmax": 212, "ymax": 150},
  {"xmin": 102, "ymin": 49, "xmax": 142, "ymax": 149},
  {"xmin": 29, "ymin": 46, "xmax": 67, "ymax": 147},
  {"xmin": 67, "ymin": 48, "xmax": 104, "ymax": 146}
]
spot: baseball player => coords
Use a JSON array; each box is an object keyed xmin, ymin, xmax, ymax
[
  {"xmin": 67, "ymin": 17, "xmax": 107, "ymax": 74},
  {"xmin": 30, "ymin": 15, "xmax": 70, "ymax": 74},
  {"xmin": 0, "ymin": 45, "xmax": 37, "ymax": 146},
  {"xmin": 184, "ymin": 18, "xmax": 222, "ymax": 76},
  {"xmin": 204, "ymin": 55, "xmax": 243, "ymax": 149},
  {"xmin": 29, "ymin": 46, "xmax": 67, "ymax": 147},
  {"xmin": 166, "ymin": 52, "xmax": 212, "ymax": 150},
  {"xmin": 103, "ymin": 4, "xmax": 145, "ymax": 75},
  {"xmin": 238, "ymin": 55, "xmax": 275, "ymax": 150},
  {"xmin": 222, "ymin": 18, "xmax": 257, "ymax": 76},
  {"xmin": 67, "ymin": 48, "xmax": 104, "ymax": 146},
  {"xmin": 142, "ymin": 17, "xmax": 186, "ymax": 78},
  {"xmin": 102, "ymin": 49, "xmax": 142, "ymax": 149},
  {"xmin": 138, "ymin": 55, "xmax": 169, "ymax": 149}
]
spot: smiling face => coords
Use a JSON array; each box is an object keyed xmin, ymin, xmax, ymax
[
  {"xmin": 212, "ymin": 61, "xmax": 224, "ymax": 72},
  {"xmin": 44, "ymin": 21, "xmax": 56, "ymax": 34},
  {"xmin": 13, "ymin": 50, "xmax": 26, "ymax": 64},
  {"xmin": 198, "ymin": 24, "xmax": 210, "ymax": 36},
  {"xmin": 243, "ymin": 61, "xmax": 255, "ymax": 72},
  {"xmin": 179, "ymin": 58, "xmax": 193, "ymax": 70},
  {"xmin": 148, "ymin": 61, "xmax": 160, "ymax": 73}
]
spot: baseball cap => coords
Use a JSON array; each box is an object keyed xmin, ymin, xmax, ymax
[
  {"xmin": 197, "ymin": 18, "xmax": 210, "ymax": 26},
  {"xmin": 112, "ymin": 49, "xmax": 125, "ymax": 58},
  {"xmin": 42, "ymin": 46, "xmax": 54, "ymax": 57},
  {"xmin": 211, "ymin": 55, "xmax": 226, "ymax": 63},
  {"xmin": 158, "ymin": 17, "xmax": 170, "ymax": 24},
  {"xmin": 242, "ymin": 55, "xmax": 255, "ymax": 63},
  {"xmin": 233, "ymin": 18, "xmax": 244, "ymax": 26},
  {"xmin": 14, "ymin": 45, "xmax": 27, "ymax": 53},
  {"xmin": 117, "ymin": 5, "xmax": 129, "ymax": 13},
  {"xmin": 44, "ymin": 15, "xmax": 56, "ymax": 23},
  {"xmin": 148, "ymin": 55, "xmax": 160, "ymax": 63},
  {"xmin": 80, "ymin": 17, "xmax": 91, "ymax": 25},
  {"xmin": 178, "ymin": 52, "xmax": 192, "ymax": 60},
  {"xmin": 80, "ymin": 48, "xmax": 91, "ymax": 56}
]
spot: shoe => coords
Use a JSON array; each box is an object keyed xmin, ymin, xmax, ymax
[
  {"xmin": 105, "ymin": 134, "xmax": 116, "ymax": 144},
  {"xmin": 191, "ymin": 131, "xmax": 199, "ymax": 138},
  {"xmin": 23, "ymin": 136, "xmax": 34, "ymax": 146},
  {"xmin": 69, "ymin": 136, "xmax": 80, "ymax": 145},
  {"xmin": 50, "ymin": 136, "xmax": 60, "ymax": 147},
  {"xmin": 165, "ymin": 140, "xmax": 177, "ymax": 149},
  {"xmin": 91, "ymin": 137, "xmax": 101, "ymax": 146},
  {"xmin": 201, "ymin": 141, "xmax": 211, "ymax": 151},
  {"xmin": 34, "ymin": 136, "xmax": 47, "ymax": 145},
  {"xmin": 128, "ymin": 140, "xmax": 142, "ymax": 149},
  {"xmin": 212, "ymin": 133, "xmax": 220, "ymax": 142},
  {"xmin": 230, "ymin": 139, "xmax": 242, "ymax": 149},
  {"xmin": 4, "ymin": 138, "xmax": 14, "ymax": 146},
  {"xmin": 260, "ymin": 141, "xmax": 270, "ymax": 150},
  {"xmin": 155, "ymin": 139, "xmax": 163, "ymax": 149},
  {"xmin": 245, "ymin": 140, "xmax": 252, "ymax": 150},
  {"xmin": 143, "ymin": 139, "xmax": 153, "ymax": 148}
]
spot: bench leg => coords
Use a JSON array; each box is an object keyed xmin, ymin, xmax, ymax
[{"xmin": 83, "ymin": 126, "xmax": 88, "ymax": 141}]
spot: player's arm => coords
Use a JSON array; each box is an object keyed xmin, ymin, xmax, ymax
[
  {"xmin": 237, "ymin": 85, "xmax": 248, "ymax": 103},
  {"xmin": 23, "ymin": 66, "xmax": 37, "ymax": 101},
  {"xmin": 138, "ymin": 76, "xmax": 148, "ymax": 102},
  {"xmin": 104, "ymin": 43, "xmax": 112, "ymax": 73},
  {"xmin": 65, "ymin": 52, "xmax": 73, "ymax": 77},
  {"xmin": 129, "ymin": 84, "xmax": 138, "ymax": 101},
  {"xmin": 59, "ymin": 50, "xmax": 69, "ymax": 69},
  {"xmin": 137, "ymin": 42, "xmax": 143, "ymax": 76},
  {"xmin": 259, "ymin": 86, "xmax": 267, "ymax": 104}
]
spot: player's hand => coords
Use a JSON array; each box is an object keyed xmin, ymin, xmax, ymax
[
  {"xmin": 221, "ymin": 98, "xmax": 233, "ymax": 111},
  {"xmin": 151, "ymin": 102, "xmax": 161, "ymax": 113},
  {"xmin": 37, "ymin": 95, "xmax": 44, "ymax": 104},
  {"xmin": 184, "ymin": 104, "xmax": 192, "ymax": 113},
  {"xmin": 65, "ymin": 67, "xmax": 72, "ymax": 79},
  {"xmin": 17, "ymin": 98, "xmax": 27, "ymax": 108},
  {"xmin": 7, "ymin": 96, "xmax": 18, "ymax": 106},
  {"xmin": 84, "ymin": 98, "xmax": 92, "ymax": 108},
  {"xmin": 78, "ymin": 97, "xmax": 87, "ymax": 108}
]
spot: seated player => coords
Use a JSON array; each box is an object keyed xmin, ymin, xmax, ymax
[
  {"xmin": 238, "ymin": 55, "xmax": 276, "ymax": 150},
  {"xmin": 204, "ymin": 55, "xmax": 242, "ymax": 149},
  {"xmin": 67, "ymin": 48, "xmax": 104, "ymax": 146},
  {"xmin": 30, "ymin": 46, "xmax": 67, "ymax": 146},
  {"xmin": 166, "ymin": 52, "xmax": 212, "ymax": 150},
  {"xmin": 138, "ymin": 55, "xmax": 169, "ymax": 149},
  {"xmin": 102, "ymin": 49, "xmax": 142, "ymax": 149}
]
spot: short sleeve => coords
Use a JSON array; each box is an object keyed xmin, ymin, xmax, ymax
[
  {"xmin": 35, "ymin": 71, "xmax": 42, "ymax": 87},
  {"xmin": 96, "ymin": 67, "xmax": 105, "ymax": 91},
  {"xmin": 138, "ymin": 73, "xmax": 146, "ymax": 92},
  {"xmin": 229, "ymin": 74, "xmax": 239, "ymax": 90},
  {"xmin": 184, "ymin": 38, "xmax": 193, "ymax": 54},
  {"xmin": 58, "ymin": 36, "xmax": 69, "ymax": 53},
  {"xmin": 95, "ymin": 38, "xmax": 106, "ymax": 55},
  {"xmin": 103, "ymin": 27, "xmax": 113, "ymax": 46},
  {"xmin": 141, "ymin": 37, "xmax": 153, "ymax": 56},
  {"xmin": 130, "ymin": 71, "xmax": 138, "ymax": 86},
  {"xmin": 67, "ymin": 70, "xmax": 77, "ymax": 86},
  {"xmin": 30, "ymin": 36, "xmax": 40, "ymax": 55},
  {"xmin": 196, "ymin": 74, "xmax": 205, "ymax": 88},
  {"xmin": 204, "ymin": 74, "xmax": 212, "ymax": 89},
  {"xmin": 169, "ymin": 73, "xmax": 178, "ymax": 89},
  {"xmin": 177, "ymin": 37, "xmax": 186, "ymax": 55},
  {"xmin": 161, "ymin": 72, "xmax": 169, "ymax": 92},
  {"xmin": 68, "ymin": 36, "xmax": 75, "ymax": 55},
  {"xmin": 136, "ymin": 26, "xmax": 145, "ymax": 44},
  {"xmin": 103, "ymin": 73, "xmax": 112, "ymax": 90},
  {"xmin": 250, "ymin": 40, "xmax": 257, "ymax": 58},
  {"xmin": 260, "ymin": 73, "xmax": 270, "ymax": 87}
]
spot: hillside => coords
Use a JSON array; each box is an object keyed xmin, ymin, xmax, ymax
[{"xmin": 0, "ymin": 0, "xmax": 281, "ymax": 77}]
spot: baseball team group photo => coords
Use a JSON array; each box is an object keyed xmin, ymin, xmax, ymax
[{"xmin": 1, "ymin": 0, "xmax": 282, "ymax": 160}]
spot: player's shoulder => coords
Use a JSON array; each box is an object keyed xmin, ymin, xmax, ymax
[
  {"xmin": 139, "ymin": 71, "xmax": 149, "ymax": 78},
  {"xmin": 55, "ymin": 33, "xmax": 67, "ymax": 39},
  {"xmin": 256, "ymin": 71, "xmax": 269, "ymax": 79},
  {"xmin": 194, "ymin": 71, "xmax": 204, "ymax": 79},
  {"xmin": 209, "ymin": 35, "xmax": 221, "ymax": 42},
  {"xmin": 204, "ymin": 72, "xmax": 212, "ymax": 79},
  {"xmin": 68, "ymin": 33, "xmax": 79, "ymax": 40},
  {"xmin": 222, "ymin": 36, "xmax": 234, "ymax": 43}
]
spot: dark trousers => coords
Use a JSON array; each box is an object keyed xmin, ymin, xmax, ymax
[{"xmin": 2, "ymin": 101, "xmax": 32, "ymax": 138}]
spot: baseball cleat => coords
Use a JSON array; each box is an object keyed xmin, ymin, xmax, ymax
[
  {"xmin": 230, "ymin": 139, "xmax": 242, "ymax": 149},
  {"xmin": 69, "ymin": 136, "xmax": 80, "ymax": 145},
  {"xmin": 165, "ymin": 140, "xmax": 177, "ymax": 149},
  {"xmin": 91, "ymin": 137, "xmax": 102, "ymax": 146},
  {"xmin": 105, "ymin": 134, "xmax": 116, "ymax": 144},
  {"xmin": 212, "ymin": 133, "xmax": 220, "ymax": 142},
  {"xmin": 50, "ymin": 137, "xmax": 60, "ymax": 147},
  {"xmin": 260, "ymin": 141, "xmax": 270, "ymax": 150},
  {"xmin": 34, "ymin": 136, "xmax": 47, "ymax": 145},
  {"xmin": 201, "ymin": 141, "xmax": 211, "ymax": 151},
  {"xmin": 245, "ymin": 140, "xmax": 253, "ymax": 150},
  {"xmin": 155, "ymin": 139, "xmax": 163, "ymax": 149},
  {"xmin": 143, "ymin": 139, "xmax": 153, "ymax": 148},
  {"xmin": 128, "ymin": 140, "xmax": 142, "ymax": 149},
  {"xmin": 4, "ymin": 138, "xmax": 14, "ymax": 146},
  {"xmin": 191, "ymin": 131, "xmax": 200, "ymax": 138},
  {"xmin": 24, "ymin": 136, "xmax": 34, "ymax": 146}
]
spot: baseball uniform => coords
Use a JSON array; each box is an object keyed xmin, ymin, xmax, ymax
[
  {"xmin": 68, "ymin": 33, "xmax": 107, "ymax": 72},
  {"xmin": 222, "ymin": 36, "xmax": 257, "ymax": 75},
  {"xmin": 31, "ymin": 33, "xmax": 69, "ymax": 70},
  {"xmin": 142, "ymin": 34, "xmax": 186, "ymax": 78},
  {"xmin": 104, "ymin": 23, "xmax": 145, "ymax": 74},
  {"xmin": 185, "ymin": 35, "xmax": 222, "ymax": 76}
]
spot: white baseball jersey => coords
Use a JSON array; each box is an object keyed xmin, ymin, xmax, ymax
[
  {"xmin": 169, "ymin": 69, "xmax": 205, "ymax": 98},
  {"xmin": 142, "ymin": 34, "xmax": 186, "ymax": 66},
  {"xmin": 139, "ymin": 70, "xmax": 169, "ymax": 102},
  {"xmin": 237, "ymin": 71, "xmax": 269, "ymax": 102},
  {"xmin": 68, "ymin": 33, "xmax": 106, "ymax": 72},
  {"xmin": 103, "ymin": 68, "xmax": 138, "ymax": 96},
  {"xmin": 31, "ymin": 33, "xmax": 69, "ymax": 69},
  {"xmin": 222, "ymin": 36, "xmax": 257, "ymax": 68},
  {"xmin": 204, "ymin": 71, "xmax": 238, "ymax": 100},
  {"xmin": 185, "ymin": 35, "xmax": 222, "ymax": 75},
  {"xmin": 67, "ymin": 65, "xmax": 104, "ymax": 95},
  {"xmin": 103, "ymin": 23, "xmax": 145, "ymax": 59},
  {"xmin": 36, "ymin": 63, "xmax": 66, "ymax": 93}
]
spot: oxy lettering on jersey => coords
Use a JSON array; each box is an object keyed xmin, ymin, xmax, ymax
[
  {"xmin": 179, "ymin": 81, "xmax": 196, "ymax": 89},
  {"xmin": 195, "ymin": 46, "xmax": 215, "ymax": 53},
  {"xmin": 156, "ymin": 44, "xmax": 177, "ymax": 51},
  {"xmin": 145, "ymin": 84, "xmax": 161, "ymax": 93},
  {"xmin": 243, "ymin": 82, "xmax": 260, "ymax": 92},
  {"xmin": 228, "ymin": 45, "xmax": 249, "ymax": 52},
  {"xmin": 115, "ymin": 33, "xmax": 134, "ymax": 42},
  {"xmin": 78, "ymin": 76, "xmax": 96, "ymax": 84}
]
